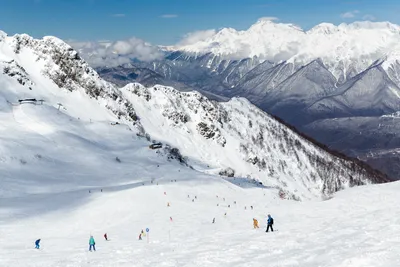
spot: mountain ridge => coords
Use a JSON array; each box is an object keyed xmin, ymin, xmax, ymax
[{"xmin": 0, "ymin": 29, "xmax": 390, "ymax": 200}]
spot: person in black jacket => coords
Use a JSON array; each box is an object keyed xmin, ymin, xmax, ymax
[{"xmin": 266, "ymin": 214, "xmax": 274, "ymax": 232}]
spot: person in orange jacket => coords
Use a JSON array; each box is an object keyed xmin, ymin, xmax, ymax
[{"xmin": 253, "ymin": 218, "xmax": 259, "ymax": 229}]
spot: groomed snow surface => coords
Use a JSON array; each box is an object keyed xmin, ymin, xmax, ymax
[{"xmin": 1, "ymin": 104, "xmax": 400, "ymax": 266}]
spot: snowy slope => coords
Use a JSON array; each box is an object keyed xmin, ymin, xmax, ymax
[
  {"xmin": 1, "ymin": 161, "xmax": 400, "ymax": 266},
  {"xmin": 0, "ymin": 30, "xmax": 388, "ymax": 199},
  {"xmin": 121, "ymin": 83, "xmax": 387, "ymax": 199}
]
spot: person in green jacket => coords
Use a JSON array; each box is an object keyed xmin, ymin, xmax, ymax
[{"xmin": 89, "ymin": 236, "xmax": 96, "ymax": 251}]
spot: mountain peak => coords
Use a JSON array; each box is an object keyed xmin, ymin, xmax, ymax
[
  {"xmin": 0, "ymin": 30, "xmax": 7, "ymax": 41},
  {"xmin": 308, "ymin": 23, "xmax": 339, "ymax": 34},
  {"xmin": 175, "ymin": 18, "xmax": 400, "ymax": 73},
  {"xmin": 249, "ymin": 18, "xmax": 304, "ymax": 33}
]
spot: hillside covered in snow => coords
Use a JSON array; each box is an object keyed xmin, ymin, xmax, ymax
[
  {"xmin": 0, "ymin": 29, "xmax": 389, "ymax": 201},
  {"xmin": 91, "ymin": 19, "xmax": 400, "ymax": 179}
]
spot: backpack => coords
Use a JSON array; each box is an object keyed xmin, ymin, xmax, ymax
[{"xmin": 269, "ymin": 218, "xmax": 274, "ymax": 225}]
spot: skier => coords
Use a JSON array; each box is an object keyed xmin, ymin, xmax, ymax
[
  {"xmin": 253, "ymin": 218, "xmax": 259, "ymax": 229},
  {"xmin": 212, "ymin": 218, "xmax": 215, "ymax": 224},
  {"xmin": 104, "ymin": 233, "xmax": 108, "ymax": 241},
  {"xmin": 251, "ymin": 206, "xmax": 253, "ymax": 210},
  {"xmin": 35, "ymin": 239, "xmax": 41, "ymax": 249},
  {"xmin": 89, "ymin": 235, "xmax": 96, "ymax": 251},
  {"xmin": 266, "ymin": 214, "xmax": 274, "ymax": 232},
  {"xmin": 139, "ymin": 233, "xmax": 142, "ymax": 240}
]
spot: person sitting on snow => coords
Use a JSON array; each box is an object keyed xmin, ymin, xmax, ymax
[{"xmin": 266, "ymin": 214, "xmax": 274, "ymax": 232}]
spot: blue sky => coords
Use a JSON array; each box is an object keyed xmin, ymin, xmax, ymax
[{"xmin": 0, "ymin": 0, "xmax": 399, "ymax": 45}]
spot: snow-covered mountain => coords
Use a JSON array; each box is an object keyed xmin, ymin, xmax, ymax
[
  {"xmin": 0, "ymin": 30, "xmax": 389, "ymax": 201},
  {"xmin": 174, "ymin": 19, "xmax": 400, "ymax": 80},
  {"xmin": 91, "ymin": 19, "xmax": 400, "ymax": 179}
]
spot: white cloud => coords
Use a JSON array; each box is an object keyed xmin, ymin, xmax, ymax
[
  {"xmin": 160, "ymin": 14, "xmax": 178, "ymax": 18},
  {"xmin": 112, "ymin": 14, "xmax": 126, "ymax": 17},
  {"xmin": 258, "ymin": 16, "xmax": 279, "ymax": 22},
  {"xmin": 68, "ymin": 37, "xmax": 163, "ymax": 67},
  {"xmin": 363, "ymin": 14, "xmax": 376, "ymax": 21},
  {"xmin": 341, "ymin": 10, "xmax": 360, "ymax": 19},
  {"xmin": 177, "ymin": 29, "xmax": 217, "ymax": 46}
]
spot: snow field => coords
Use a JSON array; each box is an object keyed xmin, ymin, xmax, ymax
[{"xmin": 2, "ymin": 173, "xmax": 400, "ymax": 266}]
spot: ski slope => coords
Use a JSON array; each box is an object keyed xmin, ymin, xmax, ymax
[
  {"xmin": 0, "ymin": 103, "xmax": 398, "ymax": 267},
  {"xmin": 1, "ymin": 161, "xmax": 400, "ymax": 266}
]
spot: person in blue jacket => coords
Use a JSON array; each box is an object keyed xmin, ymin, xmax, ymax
[
  {"xmin": 266, "ymin": 214, "xmax": 274, "ymax": 232},
  {"xmin": 35, "ymin": 239, "xmax": 41, "ymax": 249},
  {"xmin": 89, "ymin": 236, "xmax": 96, "ymax": 251}
]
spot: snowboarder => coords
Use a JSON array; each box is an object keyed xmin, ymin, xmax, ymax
[
  {"xmin": 35, "ymin": 239, "xmax": 41, "ymax": 249},
  {"xmin": 104, "ymin": 233, "xmax": 108, "ymax": 241},
  {"xmin": 253, "ymin": 218, "xmax": 259, "ymax": 229},
  {"xmin": 266, "ymin": 214, "xmax": 274, "ymax": 232},
  {"xmin": 251, "ymin": 206, "xmax": 253, "ymax": 210},
  {"xmin": 89, "ymin": 236, "xmax": 96, "ymax": 251},
  {"xmin": 212, "ymin": 218, "xmax": 215, "ymax": 224},
  {"xmin": 167, "ymin": 202, "xmax": 170, "ymax": 207}
]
